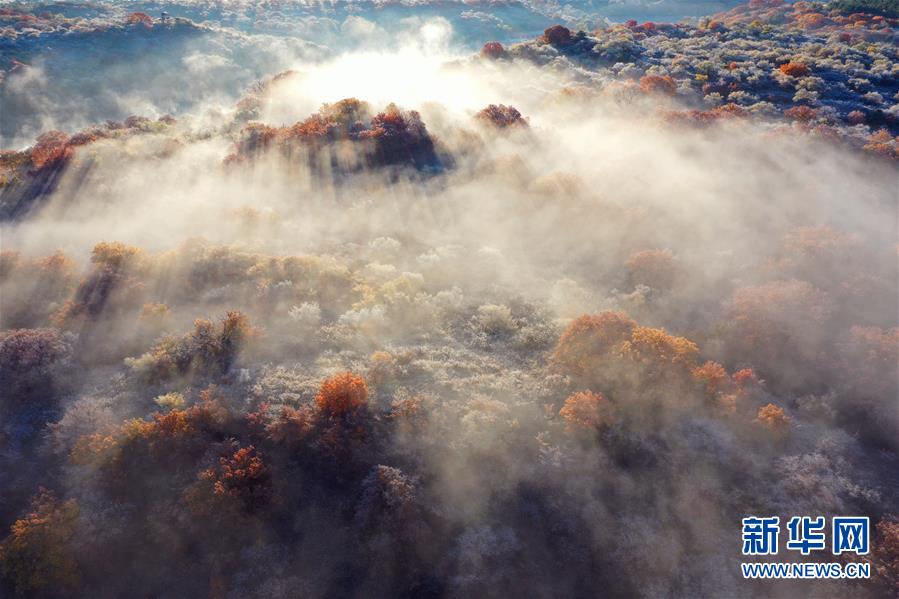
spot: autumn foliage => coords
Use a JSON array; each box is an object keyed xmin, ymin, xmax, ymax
[
  {"xmin": 202, "ymin": 444, "xmax": 271, "ymax": 512},
  {"xmin": 756, "ymin": 403, "xmax": 790, "ymax": 431},
  {"xmin": 840, "ymin": 326, "xmax": 899, "ymax": 400},
  {"xmin": 559, "ymin": 391, "xmax": 612, "ymax": 429},
  {"xmin": 543, "ymin": 25, "xmax": 572, "ymax": 46},
  {"xmin": 689, "ymin": 362, "xmax": 763, "ymax": 413},
  {"xmin": 618, "ymin": 326, "xmax": 699, "ymax": 373},
  {"xmin": 863, "ymin": 129, "xmax": 898, "ymax": 158},
  {"xmin": 779, "ymin": 62, "xmax": 810, "ymax": 77},
  {"xmin": 126, "ymin": 311, "xmax": 256, "ymax": 382},
  {"xmin": 784, "ymin": 105, "xmax": 818, "ymax": 122},
  {"xmin": 315, "ymin": 372, "xmax": 369, "ymax": 416},
  {"xmin": 480, "ymin": 42, "xmax": 506, "ymax": 59},
  {"xmin": 29, "ymin": 131, "xmax": 73, "ymax": 171},
  {"xmin": 53, "ymin": 242, "xmax": 144, "ymax": 327},
  {"xmin": 475, "ymin": 104, "xmax": 528, "ymax": 129},
  {"xmin": 126, "ymin": 12, "xmax": 153, "ymax": 27},
  {"xmin": 625, "ymin": 249, "xmax": 680, "ymax": 290},
  {"xmin": 230, "ymin": 99, "xmax": 441, "ymax": 171},
  {"xmin": 1, "ymin": 5, "xmax": 897, "ymax": 595},
  {"xmin": 266, "ymin": 405, "xmax": 316, "ymax": 445},
  {"xmin": 552, "ymin": 311, "xmax": 706, "ymax": 402},
  {"xmin": 662, "ymin": 104, "xmax": 747, "ymax": 127},
  {"xmin": 639, "ymin": 75, "xmax": 677, "ymax": 96},
  {"xmin": 783, "ymin": 225, "xmax": 859, "ymax": 260},
  {"xmin": 0, "ymin": 251, "xmax": 77, "ymax": 328},
  {"xmin": 288, "ymin": 97, "xmax": 371, "ymax": 140},
  {"xmin": 365, "ymin": 105, "xmax": 439, "ymax": 169},
  {"xmin": 873, "ymin": 518, "xmax": 899, "ymax": 594},
  {"xmin": 691, "ymin": 361, "xmax": 730, "ymax": 396},
  {"xmin": 70, "ymin": 389, "xmax": 234, "ymax": 501},
  {"xmin": 551, "ymin": 311, "xmax": 636, "ymax": 379},
  {"xmin": 0, "ymin": 490, "xmax": 80, "ymax": 596}
]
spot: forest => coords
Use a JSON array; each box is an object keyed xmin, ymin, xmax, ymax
[{"xmin": 1, "ymin": 1, "xmax": 898, "ymax": 597}]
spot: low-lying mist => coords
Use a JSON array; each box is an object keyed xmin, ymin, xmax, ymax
[{"xmin": 1, "ymin": 13, "xmax": 898, "ymax": 599}]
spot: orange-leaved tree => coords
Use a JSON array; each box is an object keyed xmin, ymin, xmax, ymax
[
  {"xmin": 559, "ymin": 391, "xmax": 613, "ymax": 429},
  {"xmin": 0, "ymin": 489, "xmax": 81, "ymax": 596},
  {"xmin": 316, "ymin": 372, "xmax": 369, "ymax": 416}
]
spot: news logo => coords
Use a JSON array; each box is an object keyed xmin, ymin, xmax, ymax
[
  {"xmin": 740, "ymin": 515, "xmax": 870, "ymax": 579},
  {"xmin": 741, "ymin": 516, "xmax": 780, "ymax": 556},
  {"xmin": 832, "ymin": 517, "xmax": 870, "ymax": 556},
  {"xmin": 786, "ymin": 516, "xmax": 826, "ymax": 555}
]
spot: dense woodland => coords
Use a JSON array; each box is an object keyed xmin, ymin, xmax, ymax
[{"xmin": 1, "ymin": 1, "xmax": 898, "ymax": 597}]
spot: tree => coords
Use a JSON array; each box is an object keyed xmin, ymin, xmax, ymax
[
  {"xmin": 71, "ymin": 389, "xmax": 233, "ymax": 500},
  {"xmin": 364, "ymin": 105, "xmax": 439, "ymax": 169},
  {"xmin": 779, "ymin": 62, "xmax": 810, "ymax": 77},
  {"xmin": 784, "ymin": 106, "xmax": 818, "ymax": 122},
  {"xmin": 29, "ymin": 131, "xmax": 72, "ymax": 171},
  {"xmin": 0, "ymin": 328, "xmax": 73, "ymax": 406},
  {"xmin": 631, "ymin": 329, "xmax": 697, "ymax": 369},
  {"xmin": 202, "ymin": 444, "xmax": 271, "ymax": 512},
  {"xmin": 796, "ymin": 12, "xmax": 827, "ymax": 29},
  {"xmin": 732, "ymin": 280, "xmax": 833, "ymax": 325},
  {"xmin": 692, "ymin": 362, "xmax": 761, "ymax": 411},
  {"xmin": 126, "ymin": 311, "xmax": 257, "ymax": 382},
  {"xmin": 354, "ymin": 465, "xmax": 428, "ymax": 589},
  {"xmin": 835, "ymin": 326, "xmax": 899, "ymax": 449},
  {"xmin": 316, "ymin": 372, "xmax": 369, "ymax": 416},
  {"xmin": 840, "ymin": 326, "xmax": 899, "ymax": 401},
  {"xmin": 229, "ymin": 100, "xmax": 441, "ymax": 172},
  {"xmin": 551, "ymin": 312, "xmax": 636, "ymax": 379},
  {"xmin": 618, "ymin": 326, "xmax": 699, "ymax": 373},
  {"xmin": 830, "ymin": 0, "xmax": 899, "ymax": 18},
  {"xmin": 355, "ymin": 465, "xmax": 420, "ymax": 533},
  {"xmin": 625, "ymin": 249, "xmax": 679, "ymax": 290},
  {"xmin": 0, "ymin": 489, "xmax": 80, "ymax": 597},
  {"xmin": 783, "ymin": 225, "xmax": 859, "ymax": 260},
  {"xmin": 863, "ymin": 129, "xmax": 897, "ymax": 158},
  {"xmin": 559, "ymin": 391, "xmax": 612, "ymax": 429},
  {"xmin": 126, "ymin": 12, "xmax": 153, "ymax": 27},
  {"xmin": 723, "ymin": 279, "xmax": 836, "ymax": 392},
  {"xmin": 218, "ymin": 311, "xmax": 254, "ymax": 374},
  {"xmin": 756, "ymin": 403, "xmax": 790, "ymax": 432},
  {"xmin": 92, "ymin": 241, "xmax": 142, "ymax": 269},
  {"xmin": 232, "ymin": 123, "xmax": 278, "ymax": 159},
  {"xmin": 639, "ymin": 75, "xmax": 677, "ymax": 96},
  {"xmin": 53, "ymin": 242, "xmax": 144, "ymax": 326},
  {"xmin": 552, "ymin": 312, "xmax": 704, "ymax": 400},
  {"xmin": 287, "ymin": 98, "xmax": 371, "ymax": 140},
  {"xmin": 475, "ymin": 105, "xmax": 528, "ymax": 129},
  {"xmin": 732, "ymin": 368, "xmax": 759, "ymax": 388},
  {"xmin": 155, "ymin": 392, "xmax": 185, "ymax": 411},
  {"xmin": 691, "ymin": 361, "xmax": 730, "ymax": 396},
  {"xmin": 873, "ymin": 518, "xmax": 899, "ymax": 594},
  {"xmin": 0, "ymin": 328, "xmax": 71, "ymax": 383},
  {"xmin": 266, "ymin": 405, "xmax": 316, "ymax": 445},
  {"xmin": 543, "ymin": 25, "xmax": 572, "ymax": 46},
  {"xmin": 481, "ymin": 42, "xmax": 506, "ymax": 59}
]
